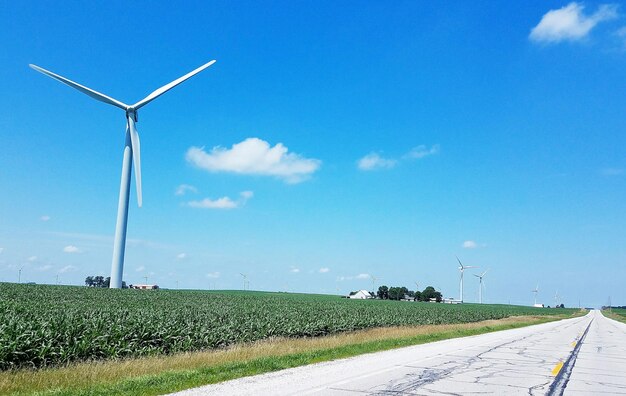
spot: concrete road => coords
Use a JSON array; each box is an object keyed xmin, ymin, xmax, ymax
[{"xmin": 171, "ymin": 310, "xmax": 626, "ymax": 395}]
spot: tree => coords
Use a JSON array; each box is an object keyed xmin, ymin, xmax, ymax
[
  {"xmin": 377, "ymin": 285, "xmax": 389, "ymax": 300},
  {"xmin": 414, "ymin": 290, "xmax": 422, "ymax": 301},
  {"xmin": 388, "ymin": 287, "xmax": 400, "ymax": 300},
  {"xmin": 93, "ymin": 276, "xmax": 105, "ymax": 287},
  {"xmin": 421, "ymin": 286, "xmax": 442, "ymax": 302},
  {"xmin": 84, "ymin": 275, "xmax": 127, "ymax": 288},
  {"xmin": 387, "ymin": 286, "xmax": 410, "ymax": 301}
]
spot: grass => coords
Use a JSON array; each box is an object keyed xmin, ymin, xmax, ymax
[
  {"xmin": 605, "ymin": 308, "xmax": 626, "ymax": 323},
  {"xmin": 0, "ymin": 314, "xmax": 578, "ymax": 395}
]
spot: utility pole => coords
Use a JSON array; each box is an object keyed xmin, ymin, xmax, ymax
[
  {"xmin": 56, "ymin": 274, "xmax": 59, "ymax": 285},
  {"xmin": 144, "ymin": 275, "xmax": 148, "ymax": 284}
]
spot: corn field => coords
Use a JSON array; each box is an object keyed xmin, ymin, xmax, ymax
[{"xmin": 0, "ymin": 283, "xmax": 575, "ymax": 370}]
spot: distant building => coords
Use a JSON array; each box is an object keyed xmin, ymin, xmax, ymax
[
  {"xmin": 348, "ymin": 290, "xmax": 375, "ymax": 299},
  {"xmin": 131, "ymin": 284, "xmax": 159, "ymax": 290},
  {"xmin": 533, "ymin": 303, "xmax": 544, "ymax": 308},
  {"xmin": 443, "ymin": 298, "xmax": 462, "ymax": 304}
]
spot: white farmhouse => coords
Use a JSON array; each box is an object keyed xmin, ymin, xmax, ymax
[
  {"xmin": 348, "ymin": 290, "xmax": 374, "ymax": 299},
  {"xmin": 131, "ymin": 284, "xmax": 159, "ymax": 290}
]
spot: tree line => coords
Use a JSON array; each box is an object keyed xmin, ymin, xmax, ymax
[
  {"xmin": 376, "ymin": 285, "xmax": 442, "ymax": 302},
  {"xmin": 85, "ymin": 276, "xmax": 127, "ymax": 288}
]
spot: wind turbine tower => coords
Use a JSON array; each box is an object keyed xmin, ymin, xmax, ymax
[
  {"xmin": 30, "ymin": 60, "xmax": 216, "ymax": 288},
  {"xmin": 240, "ymin": 273, "xmax": 248, "ymax": 291},
  {"xmin": 532, "ymin": 284, "xmax": 539, "ymax": 306},
  {"xmin": 554, "ymin": 290, "xmax": 560, "ymax": 307},
  {"xmin": 456, "ymin": 256, "xmax": 478, "ymax": 303},
  {"xmin": 474, "ymin": 269, "xmax": 488, "ymax": 304},
  {"xmin": 371, "ymin": 276, "xmax": 379, "ymax": 293}
]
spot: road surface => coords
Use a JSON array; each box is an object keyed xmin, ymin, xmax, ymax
[{"xmin": 171, "ymin": 310, "xmax": 626, "ymax": 395}]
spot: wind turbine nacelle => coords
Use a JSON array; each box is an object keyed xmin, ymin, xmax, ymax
[{"xmin": 126, "ymin": 108, "xmax": 138, "ymax": 122}]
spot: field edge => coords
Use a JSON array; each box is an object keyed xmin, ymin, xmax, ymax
[{"xmin": 1, "ymin": 313, "xmax": 581, "ymax": 396}]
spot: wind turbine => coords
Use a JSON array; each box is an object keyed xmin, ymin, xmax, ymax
[
  {"xmin": 554, "ymin": 290, "xmax": 560, "ymax": 307},
  {"xmin": 240, "ymin": 273, "xmax": 248, "ymax": 291},
  {"xmin": 456, "ymin": 256, "xmax": 478, "ymax": 303},
  {"xmin": 532, "ymin": 284, "xmax": 539, "ymax": 306},
  {"xmin": 371, "ymin": 276, "xmax": 378, "ymax": 293},
  {"xmin": 30, "ymin": 60, "xmax": 216, "ymax": 288},
  {"xmin": 473, "ymin": 269, "xmax": 488, "ymax": 304}
]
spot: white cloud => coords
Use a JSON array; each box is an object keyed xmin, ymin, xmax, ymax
[
  {"xmin": 337, "ymin": 273, "xmax": 371, "ymax": 281},
  {"xmin": 63, "ymin": 245, "xmax": 81, "ymax": 253},
  {"xmin": 136, "ymin": 265, "xmax": 145, "ymax": 272},
  {"xmin": 290, "ymin": 267, "xmax": 300, "ymax": 273},
  {"xmin": 59, "ymin": 265, "xmax": 76, "ymax": 273},
  {"xmin": 404, "ymin": 144, "xmax": 440, "ymax": 159},
  {"xmin": 188, "ymin": 197, "xmax": 237, "ymax": 209},
  {"xmin": 176, "ymin": 253, "xmax": 187, "ymax": 260},
  {"xmin": 38, "ymin": 264, "xmax": 53, "ymax": 271},
  {"xmin": 40, "ymin": 215, "xmax": 51, "ymax": 221},
  {"xmin": 186, "ymin": 138, "xmax": 321, "ymax": 183},
  {"xmin": 206, "ymin": 271, "xmax": 220, "ymax": 278},
  {"xmin": 319, "ymin": 267, "xmax": 330, "ymax": 273},
  {"xmin": 530, "ymin": 2, "xmax": 618, "ymax": 43},
  {"xmin": 28, "ymin": 256, "xmax": 37, "ymax": 262},
  {"xmin": 358, "ymin": 144, "xmax": 439, "ymax": 171},
  {"xmin": 357, "ymin": 153, "xmax": 397, "ymax": 171},
  {"xmin": 187, "ymin": 191, "xmax": 253, "ymax": 210},
  {"xmin": 462, "ymin": 240, "xmax": 478, "ymax": 249},
  {"xmin": 175, "ymin": 184, "xmax": 198, "ymax": 196}
]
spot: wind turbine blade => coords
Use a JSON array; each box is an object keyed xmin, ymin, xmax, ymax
[
  {"xmin": 29, "ymin": 64, "xmax": 128, "ymax": 110},
  {"xmin": 473, "ymin": 274, "xmax": 480, "ymax": 278},
  {"xmin": 133, "ymin": 60, "xmax": 216, "ymax": 110},
  {"xmin": 456, "ymin": 256, "xmax": 465, "ymax": 270},
  {"xmin": 127, "ymin": 119, "xmax": 142, "ymax": 207}
]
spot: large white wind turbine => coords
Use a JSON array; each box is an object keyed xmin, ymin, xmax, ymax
[
  {"xmin": 473, "ymin": 269, "xmax": 488, "ymax": 304},
  {"xmin": 30, "ymin": 60, "xmax": 216, "ymax": 288},
  {"xmin": 456, "ymin": 256, "xmax": 478, "ymax": 303}
]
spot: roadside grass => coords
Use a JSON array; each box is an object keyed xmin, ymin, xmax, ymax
[
  {"xmin": 605, "ymin": 308, "xmax": 626, "ymax": 324},
  {"xmin": 0, "ymin": 314, "xmax": 578, "ymax": 396}
]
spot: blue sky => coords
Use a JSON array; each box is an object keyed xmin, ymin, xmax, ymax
[{"xmin": 2, "ymin": 1, "xmax": 626, "ymax": 307}]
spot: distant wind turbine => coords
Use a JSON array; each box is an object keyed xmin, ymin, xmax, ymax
[
  {"xmin": 554, "ymin": 290, "xmax": 560, "ymax": 306},
  {"xmin": 473, "ymin": 269, "xmax": 488, "ymax": 304},
  {"xmin": 456, "ymin": 256, "xmax": 478, "ymax": 303},
  {"xmin": 371, "ymin": 276, "xmax": 379, "ymax": 293},
  {"xmin": 30, "ymin": 60, "xmax": 216, "ymax": 288},
  {"xmin": 414, "ymin": 281, "xmax": 419, "ymax": 292},
  {"xmin": 532, "ymin": 284, "xmax": 539, "ymax": 306},
  {"xmin": 240, "ymin": 273, "xmax": 248, "ymax": 291}
]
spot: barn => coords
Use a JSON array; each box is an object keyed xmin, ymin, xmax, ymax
[{"xmin": 348, "ymin": 290, "xmax": 375, "ymax": 299}]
